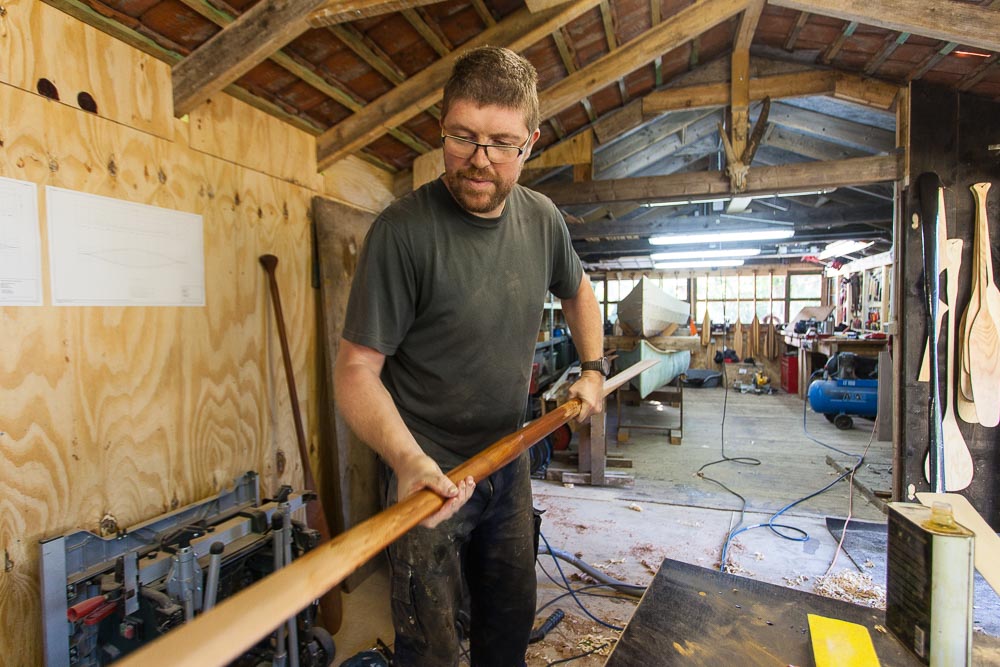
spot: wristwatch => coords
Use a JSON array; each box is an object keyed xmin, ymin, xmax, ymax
[{"xmin": 580, "ymin": 357, "xmax": 611, "ymax": 376}]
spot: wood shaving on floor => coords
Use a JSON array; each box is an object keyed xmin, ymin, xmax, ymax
[{"xmin": 813, "ymin": 570, "xmax": 886, "ymax": 609}]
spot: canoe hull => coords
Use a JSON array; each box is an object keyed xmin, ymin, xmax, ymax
[
  {"xmin": 618, "ymin": 277, "xmax": 690, "ymax": 337},
  {"xmin": 617, "ymin": 340, "xmax": 692, "ymax": 398}
]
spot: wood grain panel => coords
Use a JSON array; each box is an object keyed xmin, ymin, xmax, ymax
[
  {"xmin": 0, "ymin": 6, "xmax": 378, "ymax": 661},
  {"xmin": 0, "ymin": 0, "xmax": 174, "ymax": 141},
  {"xmin": 187, "ymin": 93, "xmax": 323, "ymax": 190}
]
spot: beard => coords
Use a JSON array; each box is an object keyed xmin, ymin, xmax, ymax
[{"xmin": 444, "ymin": 166, "xmax": 517, "ymax": 216}]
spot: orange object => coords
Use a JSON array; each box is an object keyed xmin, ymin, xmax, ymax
[{"xmin": 689, "ymin": 318, "xmax": 697, "ymax": 335}]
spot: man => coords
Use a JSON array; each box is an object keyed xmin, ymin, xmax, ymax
[{"xmin": 334, "ymin": 46, "xmax": 605, "ymax": 666}]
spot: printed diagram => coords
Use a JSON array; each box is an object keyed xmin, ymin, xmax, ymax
[
  {"xmin": 47, "ymin": 187, "xmax": 205, "ymax": 306},
  {"xmin": 0, "ymin": 176, "xmax": 43, "ymax": 306}
]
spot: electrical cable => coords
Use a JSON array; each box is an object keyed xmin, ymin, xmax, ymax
[
  {"xmin": 538, "ymin": 532, "xmax": 624, "ymax": 632},
  {"xmin": 703, "ymin": 362, "xmax": 876, "ymax": 572},
  {"xmin": 694, "ymin": 362, "xmax": 761, "ymax": 568},
  {"xmin": 537, "ymin": 544, "xmax": 646, "ymax": 596},
  {"xmin": 824, "ymin": 415, "xmax": 879, "ymax": 577},
  {"xmin": 534, "ymin": 581, "xmax": 638, "ymax": 617}
]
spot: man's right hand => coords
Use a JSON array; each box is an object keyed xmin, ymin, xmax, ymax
[{"xmin": 396, "ymin": 454, "xmax": 476, "ymax": 529}]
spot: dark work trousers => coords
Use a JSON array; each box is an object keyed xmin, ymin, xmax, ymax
[{"xmin": 383, "ymin": 453, "xmax": 536, "ymax": 667}]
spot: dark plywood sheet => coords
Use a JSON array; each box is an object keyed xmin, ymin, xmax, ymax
[
  {"xmin": 606, "ymin": 558, "xmax": 1000, "ymax": 666},
  {"xmin": 313, "ymin": 196, "xmax": 382, "ymax": 590},
  {"xmin": 898, "ymin": 82, "xmax": 1000, "ymax": 529}
]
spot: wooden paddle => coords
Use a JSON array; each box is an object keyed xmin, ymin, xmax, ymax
[
  {"xmin": 733, "ymin": 318, "xmax": 744, "ymax": 360},
  {"xmin": 967, "ymin": 182, "xmax": 1000, "ymax": 427},
  {"xmin": 957, "ymin": 188, "xmax": 981, "ymax": 422},
  {"xmin": 701, "ymin": 310, "xmax": 711, "ymax": 346},
  {"xmin": 923, "ymin": 231, "xmax": 973, "ymax": 489},
  {"xmin": 115, "ymin": 361, "xmax": 658, "ymax": 667}
]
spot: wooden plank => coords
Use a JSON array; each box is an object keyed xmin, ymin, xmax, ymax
[
  {"xmin": 172, "ymin": 0, "xmax": 330, "ymax": 116},
  {"xmin": 551, "ymin": 471, "xmax": 635, "ymax": 486},
  {"xmin": 526, "ymin": 129, "xmax": 593, "ymax": 168},
  {"xmin": 313, "ymin": 197, "xmax": 382, "ymax": 591},
  {"xmin": 538, "ymin": 0, "xmax": 748, "ymax": 121},
  {"xmin": 820, "ymin": 20, "xmax": 857, "ymax": 65},
  {"xmin": 315, "ymin": 0, "xmax": 603, "ymax": 170},
  {"xmin": 833, "ymin": 75, "xmax": 899, "ymax": 110},
  {"xmin": 535, "ymin": 154, "xmax": 901, "ymax": 205},
  {"xmin": 401, "ymin": 8, "xmax": 452, "ymax": 57},
  {"xmin": 10, "ymin": 0, "xmax": 174, "ymax": 140},
  {"xmin": 642, "ymin": 70, "xmax": 837, "ymax": 115},
  {"xmin": 784, "ymin": 10, "xmax": 810, "ymax": 50},
  {"xmin": 767, "ymin": 101, "xmax": 895, "ymax": 153},
  {"xmin": 525, "ymin": 0, "xmax": 574, "ymax": 11},
  {"xmin": 308, "ymin": 0, "xmax": 443, "ymax": 26},
  {"xmin": 769, "ymin": 0, "xmax": 1000, "ymax": 53},
  {"xmin": 734, "ymin": 0, "xmax": 764, "ymax": 51}
]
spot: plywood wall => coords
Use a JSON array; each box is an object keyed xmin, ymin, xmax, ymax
[{"xmin": 0, "ymin": 2, "xmax": 394, "ymax": 664}]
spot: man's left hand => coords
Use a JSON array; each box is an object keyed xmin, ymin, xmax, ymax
[{"xmin": 569, "ymin": 371, "xmax": 605, "ymax": 422}]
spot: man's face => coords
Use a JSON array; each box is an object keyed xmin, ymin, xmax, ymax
[{"xmin": 440, "ymin": 99, "xmax": 540, "ymax": 218}]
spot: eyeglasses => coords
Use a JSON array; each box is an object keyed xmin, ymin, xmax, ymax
[{"xmin": 440, "ymin": 134, "xmax": 530, "ymax": 164}]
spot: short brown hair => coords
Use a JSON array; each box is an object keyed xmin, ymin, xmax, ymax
[{"xmin": 442, "ymin": 46, "xmax": 540, "ymax": 133}]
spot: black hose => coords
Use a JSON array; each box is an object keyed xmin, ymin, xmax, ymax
[
  {"xmin": 528, "ymin": 609, "xmax": 565, "ymax": 643},
  {"xmin": 537, "ymin": 544, "xmax": 645, "ymax": 597}
]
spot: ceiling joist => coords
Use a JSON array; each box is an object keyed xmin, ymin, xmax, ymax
[
  {"xmin": 535, "ymin": 154, "xmax": 901, "ymax": 206},
  {"xmin": 769, "ymin": 0, "xmax": 1000, "ymax": 53}
]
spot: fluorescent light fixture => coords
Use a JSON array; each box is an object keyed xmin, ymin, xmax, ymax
[
  {"xmin": 818, "ymin": 240, "xmax": 873, "ymax": 259},
  {"xmin": 654, "ymin": 259, "xmax": 746, "ymax": 270},
  {"xmin": 649, "ymin": 229, "xmax": 795, "ymax": 245},
  {"xmin": 651, "ymin": 248, "xmax": 762, "ymax": 261},
  {"xmin": 643, "ymin": 188, "xmax": 835, "ymax": 208}
]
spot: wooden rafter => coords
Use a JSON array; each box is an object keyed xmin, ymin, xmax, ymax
[
  {"xmin": 539, "ymin": 0, "xmax": 749, "ymax": 120},
  {"xmin": 958, "ymin": 54, "xmax": 1000, "ymax": 92},
  {"xmin": 769, "ymin": 0, "xmax": 1000, "ymax": 53},
  {"xmin": 784, "ymin": 11, "xmax": 809, "ymax": 51},
  {"xmin": 642, "ymin": 69, "xmax": 899, "ymax": 115},
  {"xmin": 864, "ymin": 32, "xmax": 910, "ymax": 75},
  {"xmin": 316, "ymin": 0, "xmax": 604, "ymax": 170},
  {"xmin": 727, "ymin": 0, "xmax": 765, "ymax": 188},
  {"xmin": 401, "ymin": 8, "xmax": 452, "ymax": 57},
  {"xmin": 308, "ymin": 0, "xmax": 442, "ymax": 27},
  {"xmin": 535, "ymin": 154, "xmax": 901, "ymax": 206},
  {"xmin": 552, "ymin": 28, "xmax": 597, "ymax": 122},
  {"xmin": 328, "ymin": 24, "xmax": 406, "ymax": 84},
  {"xmin": 820, "ymin": 20, "xmax": 857, "ymax": 65}
]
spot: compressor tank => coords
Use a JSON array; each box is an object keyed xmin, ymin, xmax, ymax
[{"xmin": 808, "ymin": 378, "xmax": 878, "ymax": 429}]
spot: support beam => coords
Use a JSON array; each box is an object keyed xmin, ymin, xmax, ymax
[
  {"xmin": 538, "ymin": 0, "xmax": 749, "ymax": 120},
  {"xmin": 766, "ymin": 101, "xmax": 895, "ymax": 153},
  {"xmin": 768, "ymin": 0, "xmax": 1000, "ymax": 53},
  {"xmin": 308, "ymin": 0, "xmax": 442, "ymax": 26},
  {"xmin": 172, "ymin": 0, "xmax": 335, "ymax": 116},
  {"xmin": 784, "ymin": 11, "xmax": 809, "ymax": 51},
  {"xmin": 820, "ymin": 20, "xmax": 857, "ymax": 65},
  {"xmin": 401, "ymin": 8, "xmax": 452, "ymax": 57},
  {"xmin": 864, "ymin": 31, "xmax": 909, "ymax": 75},
  {"xmin": 569, "ymin": 204, "xmax": 893, "ymax": 240},
  {"xmin": 535, "ymin": 154, "xmax": 901, "ymax": 206},
  {"xmin": 316, "ymin": 0, "xmax": 603, "ymax": 170},
  {"xmin": 526, "ymin": 129, "xmax": 594, "ymax": 169}
]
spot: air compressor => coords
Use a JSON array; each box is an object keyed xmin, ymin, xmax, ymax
[{"xmin": 807, "ymin": 352, "xmax": 879, "ymax": 429}]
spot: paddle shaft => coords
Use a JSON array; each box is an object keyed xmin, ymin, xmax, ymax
[
  {"xmin": 259, "ymin": 253, "xmax": 343, "ymax": 633},
  {"xmin": 117, "ymin": 360, "xmax": 657, "ymax": 667},
  {"xmin": 918, "ymin": 173, "xmax": 946, "ymax": 493}
]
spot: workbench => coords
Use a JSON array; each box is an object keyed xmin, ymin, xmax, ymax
[
  {"xmin": 606, "ymin": 558, "xmax": 1000, "ymax": 666},
  {"xmin": 783, "ymin": 333, "xmax": 888, "ymax": 399}
]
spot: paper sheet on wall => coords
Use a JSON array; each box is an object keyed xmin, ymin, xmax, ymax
[
  {"xmin": 46, "ymin": 187, "xmax": 205, "ymax": 306},
  {"xmin": 0, "ymin": 176, "xmax": 43, "ymax": 305}
]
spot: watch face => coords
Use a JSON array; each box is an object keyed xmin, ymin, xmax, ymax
[{"xmin": 601, "ymin": 357, "xmax": 610, "ymax": 375}]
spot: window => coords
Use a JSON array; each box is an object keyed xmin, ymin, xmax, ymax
[{"xmin": 694, "ymin": 272, "xmax": 818, "ymax": 324}]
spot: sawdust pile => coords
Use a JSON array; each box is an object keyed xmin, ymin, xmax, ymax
[{"xmin": 813, "ymin": 570, "xmax": 886, "ymax": 609}]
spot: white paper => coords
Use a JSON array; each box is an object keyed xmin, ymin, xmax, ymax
[
  {"xmin": 47, "ymin": 187, "xmax": 205, "ymax": 306},
  {"xmin": 0, "ymin": 176, "xmax": 43, "ymax": 305}
]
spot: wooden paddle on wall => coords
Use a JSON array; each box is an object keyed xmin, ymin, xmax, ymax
[
  {"xmin": 966, "ymin": 183, "xmax": 1000, "ymax": 427},
  {"xmin": 115, "ymin": 360, "xmax": 658, "ymax": 667}
]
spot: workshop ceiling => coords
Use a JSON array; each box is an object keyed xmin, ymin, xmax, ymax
[{"xmin": 46, "ymin": 0, "xmax": 1000, "ymax": 269}]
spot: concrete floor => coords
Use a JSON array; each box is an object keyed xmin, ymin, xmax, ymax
[{"xmin": 329, "ymin": 382, "xmax": 899, "ymax": 665}]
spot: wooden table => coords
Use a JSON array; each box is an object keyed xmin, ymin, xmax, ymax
[
  {"xmin": 607, "ymin": 558, "xmax": 1000, "ymax": 666},
  {"xmin": 783, "ymin": 334, "xmax": 888, "ymax": 399}
]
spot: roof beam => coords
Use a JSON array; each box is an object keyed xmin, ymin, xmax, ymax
[
  {"xmin": 768, "ymin": 0, "xmax": 1000, "ymax": 53},
  {"xmin": 316, "ymin": 0, "xmax": 603, "ymax": 170},
  {"xmin": 598, "ymin": 112, "xmax": 722, "ymax": 180},
  {"xmin": 539, "ymin": 0, "xmax": 749, "ymax": 120},
  {"xmin": 569, "ymin": 203, "xmax": 893, "ymax": 240},
  {"xmin": 173, "ymin": 0, "xmax": 335, "ymax": 115},
  {"xmin": 642, "ymin": 70, "xmax": 898, "ymax": 115},
  {"xmin": 766, "ymin": 101, "xmax": 895, "ymax": 153},
  {"xmin": 308, "ymin": 0, "xmax": 443, "ymax": 26},
  {"xmin": 535, "ymin": 154, "xmax": 901, "ymax": 205}
]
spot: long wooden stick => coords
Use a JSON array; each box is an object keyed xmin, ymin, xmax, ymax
[
  {"xmin": 259, "ymin": 253, "xmax": 343, "ymax": 632},
  {"xmin": 117, "ymin": 360, "xmax": 657, "ymax": 667}
]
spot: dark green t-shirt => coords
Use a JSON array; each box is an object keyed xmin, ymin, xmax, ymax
[{"xmin": 343, "ymin": 177, "xmax": 583, "ymax": 469}]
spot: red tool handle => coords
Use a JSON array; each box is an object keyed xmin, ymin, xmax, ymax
[{"xmin": 83, "ymin": 600, "xmax": 120, "ymax": 626}]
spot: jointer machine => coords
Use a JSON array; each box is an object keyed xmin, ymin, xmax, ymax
[{"xmin": 39, "ymin": 471, "xmax": 336, "ymax": 667}]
